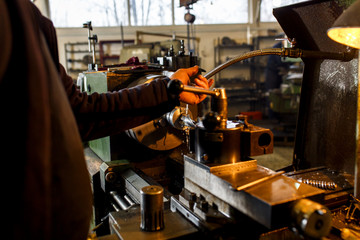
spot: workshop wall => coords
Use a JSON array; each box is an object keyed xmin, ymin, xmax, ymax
[
  {"xmin": 33, "ymin": 0, "xmax": 283, "ymax": 76},
  {"xmin": 55, "ymin": 22, "xmax": 282, "ymax": 75}
]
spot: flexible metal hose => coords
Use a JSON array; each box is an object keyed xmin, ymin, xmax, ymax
[
  {"xmin": 203, "ymin": 47, "xmax": 356, "ymax": 79},
  {"xmin": 204, "ymin": 48, "xmax": 284, "ymax": 79}
]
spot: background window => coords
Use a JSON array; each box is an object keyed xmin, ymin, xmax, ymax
[
  {"xmin": 175, "ymin": 0, "xmax": 248, "ymax": 25},
  {"xmin": 49, "ymin": 0, "xmax": 129, "ymax": 27},
  {"xmin": 49, "ymin": 0, "xmax": 292, "ymax": 27},
  {"xmin": 260, "ymin": 0, "xmax": 310, "ymax": 22},
  {"xmin": 129, "ymin": 0, "xmax": 173, "ymax": 26}
]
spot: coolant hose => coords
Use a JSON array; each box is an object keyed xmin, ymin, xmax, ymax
[
  {"xmin": 204, "ymin": 48, "xmax": 284, "ymax": 79},
  {"xmin": 203, "ymin": 47, "xmax": 356, "ymax": 79}
]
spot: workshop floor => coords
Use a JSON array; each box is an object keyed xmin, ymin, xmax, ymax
[{"xmin": 255, "ymin": 144, "xmax": 294, "ymax": 171}]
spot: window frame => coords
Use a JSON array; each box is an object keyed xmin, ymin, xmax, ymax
[{"xmin": 44, "ymin": 0, "xmax": 272, "ymax": 28}]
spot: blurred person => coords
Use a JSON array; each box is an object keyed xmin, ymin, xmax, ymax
[{"xmin": 0, "ymin": 0, "xmax": 213, "ymax": 239}]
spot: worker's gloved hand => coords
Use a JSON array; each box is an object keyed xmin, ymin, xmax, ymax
[{"xmin": 170, "ymin": 65, "xmax": 214, "ymax": 105}]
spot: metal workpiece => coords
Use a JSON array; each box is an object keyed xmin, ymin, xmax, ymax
[
  {"xmin": 194, "ymin": 123, "xmax": 243, "ymax": 164},
  {"xmin": 109, "ymin": 206, "xmax": 198, "ymax": 239},
  {"xmin": 291, "ymin": 199, "xmax": 332, "ymax": 239},
  {"xmin": 164, "ymin": 106, "xmax": 195, "ymax": 130},
  {"xmin": 140, "ymin": 185, "xmax": 165, "ymax": 231},
  {"xmin": 183, "ymin": 86, "xmax": 228, "ymax": 129},
  {"xmin": 183, "ymin": 155, "xmax": 325, "ymax": 229}
]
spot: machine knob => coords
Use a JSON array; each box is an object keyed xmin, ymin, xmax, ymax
[
  {"xmin": 140, "ymin": 185, "xmax": 164, "ymax": 231},
  {"xmin": 291, "ymin": 199, "xmax": 332, "ymax": 239},
  {"xmin": 167, "ymin": 79, "xmax": 184, "ymax": 95},
  {"xmin": 202, "ymin": 112, "xmax": 221, "ymax": 131}
]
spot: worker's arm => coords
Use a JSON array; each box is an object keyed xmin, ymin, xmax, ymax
[{"xmin": 61, "ymin": 65, "xmax": 212, "ymax": 141}]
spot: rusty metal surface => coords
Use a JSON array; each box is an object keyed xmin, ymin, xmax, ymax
[{"xmin": 294, "ymin": 58, "xmax": 358, "ymax": 174}]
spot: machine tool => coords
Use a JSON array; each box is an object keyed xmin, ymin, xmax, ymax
[
  {"xmin": 84, "ymin": 1, "xmax": 360, "ymax": 239},
  {"xmin": 96, "ymin": 78, "xmax": 331, "ymax": 240}
]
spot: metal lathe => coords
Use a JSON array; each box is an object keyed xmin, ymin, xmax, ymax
[{"xmin": 83, "ymin": 1, "xmax": 360, "ymax": 239}]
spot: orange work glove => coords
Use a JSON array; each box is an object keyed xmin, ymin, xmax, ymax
[{"xmin": 170, "ymin": 65, "xmax": 214, "ymax": 105}]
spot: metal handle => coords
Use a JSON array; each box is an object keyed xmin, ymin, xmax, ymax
[{"xmin": 167, "ymin": 79, "xmax": 220, "ymax": 97}]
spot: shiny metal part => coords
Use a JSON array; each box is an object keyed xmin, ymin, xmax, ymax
[
  {"xmin": 194, "ymin": 122, "xmax": 243, "ymax": 164},
  {"xmin": 291, "ymin": 199, "xmax": 332, "ymax": 239},
  {"xmin": 170, "ymin": 193, "xmax": 227, "ymax": 232},
  {"xmin": 184, "ymin": 155, "xmax": 325, "ymax": 229},
  {"xmin": 140, "ymin": 185, "xmax": 164, "ymax": 231},
  {"xmin": 120, "ymin": 168, "xmax": 158, "ymax": 204},
  {"xmin": 173, "ymin": 81, "xmax": 226, "ymax": 119},
  {"xmin": 300, "ymin": 179, "xmax": 337, "ymax": 190},
  {"xmin": 194, "ymin": 120, "xmax": 273, "ymax": 164},
  {"xmin": 109, "ymin": 206, "xmax": 197, "ymax": 239},
  {"xmin": 126, "ymin": 119, "xmax": 184, "ymax": 151},
  {"xmin": 110, "ymin": 191, "xmax": 134, "ymax": 211},
  {"xmin": 164, "ymin": 106, "xmax": 195, "ymax": 130}
]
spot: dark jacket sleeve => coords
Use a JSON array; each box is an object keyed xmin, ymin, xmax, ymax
[
  {"xmin": 60, "ymin": 65, "xmax": 179, "ymax": 141},
  {"xmin": 32, "ymin": 3, "xmax": 179, "ymax": 142}
]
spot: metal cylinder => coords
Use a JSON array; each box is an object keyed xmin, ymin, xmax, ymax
[
  {"xmin": 291, "ymin": 199, "xmax": 332, "ymax": 239},
  {"xmin": 212, "ymin": 88, "xmax": 227, "ymax": 129},
  {"xmin": 110, "ymin": 191, "xmax": 130, "ymax": 210},
  {"xmin": 195, "ymin": 122, "xmax": 242, "ymax": 164},
  {"xmin": 140, "ymin": 185, "xmax": 164, "ymax": 231}
]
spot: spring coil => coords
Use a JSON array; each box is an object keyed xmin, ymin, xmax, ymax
[{"xmin": 300, "ymin": 179, "xmax": 337, "ymax": 190}]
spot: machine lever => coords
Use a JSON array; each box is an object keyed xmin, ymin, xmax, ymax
[{"xmin": 167, "ymin": 79, "xmax": 219, "ymax": 97}]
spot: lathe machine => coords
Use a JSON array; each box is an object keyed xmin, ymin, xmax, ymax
[{"xmin": 83, "ymin": 1, "xmax": 360, "ymax": 239}]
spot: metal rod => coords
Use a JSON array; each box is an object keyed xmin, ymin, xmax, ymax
[
  {"xmin": 111, "ymin": 202, "xmax": 120, "ymax": 212},
  {"xmin": 124, "ymin": 194, "xmax": 135, "ymax": 206},
  {"xmin": 91, "ymin": 36, "xmax": 97, "ymax": 65},
  {"xmin": 110, "ymin": 191, "xmax": 130, "ymax": 210},
  {"xmin": 183, "ymin": 85, "xmax": 220, "ymax": 96}
]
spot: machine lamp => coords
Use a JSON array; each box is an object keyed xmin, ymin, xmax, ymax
[{"xmin": 327, "ymin": 0, "xmax": 360, "ymax": 49}]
